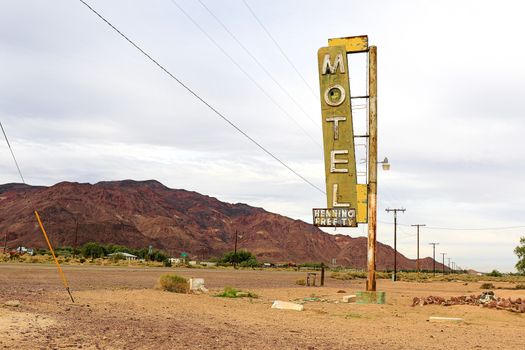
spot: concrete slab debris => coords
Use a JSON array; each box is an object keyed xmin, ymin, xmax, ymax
[
  {"xmin": 342, "ymin": 295, "xmax": 356, "ymax": 303},
  {"xmin": 4, "ymin": 300, "xmax": 21, "ymax": 307},
  {"xmin": 271, "ymin": 300, "xmax": 304, "ymax": 311},
  {"xmin": 429, "ymin": 316, "xmax": 463, "ymax": 322}
]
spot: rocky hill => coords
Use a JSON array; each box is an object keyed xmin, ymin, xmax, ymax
[{"xmin": 0, "ymin": 180, "xmax": 446, "ymax": 270}]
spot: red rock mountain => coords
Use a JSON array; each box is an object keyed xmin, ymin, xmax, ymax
[{"xmin": 0, "ymin": 180, "xmax": 446, "ymax": 270}]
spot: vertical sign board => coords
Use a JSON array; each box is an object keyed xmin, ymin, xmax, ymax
[{"xmin": 314, "ymin": 45, "xmax": 358, "ymax": 227}]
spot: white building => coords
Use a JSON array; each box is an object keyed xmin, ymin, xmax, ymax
[{"xmin": 108, "ymin": 252, "xmax": 138, "ymax": 261}]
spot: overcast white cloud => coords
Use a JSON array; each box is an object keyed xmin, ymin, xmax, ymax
[{"xmin": 1, "ymin": 0, "xmax": 524, "ymax": 272}]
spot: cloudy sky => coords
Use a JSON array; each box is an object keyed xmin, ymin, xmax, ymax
[{"xmin": 1, "ymin": 0, "xmax": 525, "ymax": 272}]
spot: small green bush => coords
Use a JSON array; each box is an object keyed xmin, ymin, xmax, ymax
[
  {"xmin": 163, "ymin": 259, "xmax": 172, "ymax": 267},
  {"xmin": 480, "ymin": 283, "xmax": 495, "ymax": 289},
  {"xmin": 79, "ymin": 258, "xmax": 86, "ymax": 263},
  {"xmin": 215, "ymin": 286, "xmax": 258, "ymax": 298},
  {"xmin": 158, "ymin": 274, "xmax": 188, "ymax": 293}
]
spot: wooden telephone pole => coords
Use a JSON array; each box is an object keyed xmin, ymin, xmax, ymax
[
  {"xmin": 386, "ymin": 208, "xmax": 406, "ymax": 281},
  {"xmin": 429, "ymin": 242, "xmax": 439, "ymax": 275},
  {"xmin": 411, "ymin": 224, "xmax": 425, "ymax": 273}
]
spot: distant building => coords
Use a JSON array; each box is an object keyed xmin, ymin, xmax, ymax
[
  {"xmin": 16, "ymin": 246, "xmax": 34, "ymax": 256},
  {"xmin": 108, "ymin": 252, "xmax": 137, "ymax": 261}
]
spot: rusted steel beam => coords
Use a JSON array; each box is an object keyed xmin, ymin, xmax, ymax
[{"xmin": 366, "ymin": 46, "xmax": 378, "ymax": 292}]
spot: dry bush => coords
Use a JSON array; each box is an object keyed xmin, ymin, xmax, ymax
[
  {"xmin": 295, "ymin": 279, "xmax": 306, "ymax": 286},
  {"xmin": 480, "ymin": 282, "xmax": 496, "ymax": 289},
  {"xmin": 158, "ymin": 274, "xmax": 189, "ymax": 293}
]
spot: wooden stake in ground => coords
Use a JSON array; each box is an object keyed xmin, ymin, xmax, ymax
[{"xmin": 34, "ymin": 210, "xmax": 75, "ymax": 303}]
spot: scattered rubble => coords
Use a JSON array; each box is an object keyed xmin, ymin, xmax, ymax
[{"xmin": 412, "ymin": 291, "xmax": 525, "ymax": 313}]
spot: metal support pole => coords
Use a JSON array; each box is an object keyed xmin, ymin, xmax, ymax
[
  {"xmin": 321, "ymin": 263, "xmax": 325, "ymax": 286},
  {"xmin": 366, "ymin": 46, "xmax": 378, "ymax": 292}
]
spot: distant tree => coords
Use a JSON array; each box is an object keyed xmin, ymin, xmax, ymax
[
  {"xmin": 486, "ymin": 269, "xmax": 502, "ymax": 277},
  {"xmin": 220, "ymin": 250, "xmax": 256, "ymax": 265},
  {"xmin": 81, "ymin": 242, "xmax": 106, "ymax": 259},
  {"xmin": 514, "ymin": 237, "xmax": 525, "ymax": 274}
]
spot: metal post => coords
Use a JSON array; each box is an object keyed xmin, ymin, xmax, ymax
[
  {"xmin": 440, "ymin": 252, "xmax": 446, "ymax": 274},
  {"xmin": 411, "ymin": 224, "xmax": 425, "ymax": 273},
  {"xmin": 447, "ymin": 257, "xmax": 451, "ymax": 273},
  {"xmin": 320, "ymin": 263, "xmax": 325, "ymax": 286},
  {"xmin": 429, "ymin": 242, "xmax": 439, "ymax": 276},
  {"xmin": 386, "ymin": 208, "xmax": 405, "ymax": 281},
  {"xmin": 366, "ymin": 46, "xmax": 378, "ymax": 292}
]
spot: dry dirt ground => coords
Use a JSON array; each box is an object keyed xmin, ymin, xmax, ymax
[{"xmin": 1, "ymin": 264, "xmax": 524, "ymax": 349}]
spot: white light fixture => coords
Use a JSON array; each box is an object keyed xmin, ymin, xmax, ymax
[{"xmin": 379, "ymin": 157, "xmax": 390, "ymax": 171}]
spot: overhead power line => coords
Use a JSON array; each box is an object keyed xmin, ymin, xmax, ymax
[
  {"xmin": 242, "ymin": 0, "xmax": 318, "ymax": 98},
  {"xmin": 169, "ymin": 0, "xmax": 321, "ymax": 147},
  {"xmin": 1, "ymin": 121, "xmax": 75, "ymax": 302},
  {"xmin": 378, "ymin": 220, "xmax": 525, "ymax": 231},
  {"xmin": 197, "ymin": 0, "xmax": 319, "ymax": 128},
  {"xmin": 77, "ymin": 0, "xmax": 325, "ymax": 195},
  {"xmin": 0, "ymin": 122, "xmax": 26, "ymax": 184}
]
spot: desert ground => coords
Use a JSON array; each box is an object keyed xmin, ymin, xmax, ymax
[{"xmin": 1, "ymin": 264, "xmax": 524, "ymax": 350}]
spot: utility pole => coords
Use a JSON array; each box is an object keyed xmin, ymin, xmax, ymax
[
  {"xmin": 447, "ymin": 257, "xmax": 451, "ymax": 273},
  {"xmin": 366, "ymin": 45, "xmax": 378, "ymax": 292},
  {"xmin": 73, "ymin": 217, "xmax": 79, "ymax": 258},
  {"xmin": 385, "ymin": 208, "xmax": 406, "ymax": 281},
  {"xmin": 440, "ymin": 252, "xmax": 446, "ymax": 274},
  {"xmin": 233, "ymin": 230, "xmax": 239, "ymax": 269},
  {"xmin": 411, "ymin": 224, "xmax": 425, "ymax": 273},
  {"xmin": 429, "ymin": 242, "xmax": 439, "ymax": 275}
]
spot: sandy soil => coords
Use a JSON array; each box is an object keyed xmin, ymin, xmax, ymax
[{"xmin": 1, "ymin": 264, "xmax": 524, "ymax": 349}]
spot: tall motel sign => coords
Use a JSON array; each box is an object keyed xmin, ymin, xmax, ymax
[{"xmin": 312, "ymin": 36, "xmax": 380, "ymax": 291}]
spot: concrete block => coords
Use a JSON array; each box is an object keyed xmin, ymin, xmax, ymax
[
  {"xmin": 189, "ymin": 278, "xmax": 205, "ymax": 292},
  {"xmin": 342, "ymin": 295, "xmax": 356, "ymax": 303},
  {"xmin": 271, "ymin": 300, "xmax": 304, "ymax": 311}
]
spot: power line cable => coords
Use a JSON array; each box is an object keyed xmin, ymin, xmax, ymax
[
  {"xmin": 77, "ymin": 0, "xmax": 325, "ymax": 195},
  {"xmin": 169, "ymin": 0, "xmax": 321, "ymax": 147},
  {"xmin": 197, "ymin": 0, "xmax": 319, "ymax": 128},
  {"xmin": 242, "ymin": 0, "xmax": 318, "ymax": 98},
  {"xmin": 1, "ymin": 121, "xmax": 75, "ymax": 302},
  {"xmin": 0, "ymin": 122, "xmax": 25, "ymax": 184}
]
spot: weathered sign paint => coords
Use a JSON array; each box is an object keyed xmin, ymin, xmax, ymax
[{"xmin": 317, "ymin": 45, "xmax": 358, "ymax": 219}]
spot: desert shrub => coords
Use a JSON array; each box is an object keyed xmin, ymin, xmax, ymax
[
  {"xmin": 515, "ymin": 284, "xmax": 525, "ymax": 290},
  {"xmin": 480, "ymin": 283, "xmax": 495, "ymax": 289},
  {"xmin": 158, "ymin": 274, "xmax": 188, "ymax": 293},
  {"xmin": 295, "ymin": 279, "xmax": 306, "ymax": 286},
  {"xmin": 163, "ymin": 259, "xmax": 172, "ymax": 267},
  {"xmin": 215, "ymin": 286, "xmax": 258, "ymax": 298},
  {"xmin": 79, "ymin": 258, "xmax": 86, "ymax": 263}
]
